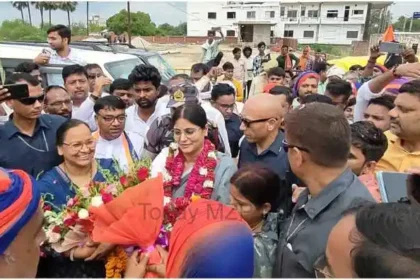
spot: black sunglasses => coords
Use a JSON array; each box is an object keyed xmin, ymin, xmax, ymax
[
  {"xmin": 282, "ymin": 139, "xmax": 310, "ymax": 153},
  {"xmin": 18, "ymin": 94, "xmax": 45, "ymax": 105},
  {"xmin": 240, "ymin": 116, "xmax": 275, "ymax": 127}
]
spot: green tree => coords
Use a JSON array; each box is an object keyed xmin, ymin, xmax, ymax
[
  {"xmin": 43, "ymin": 2, "xmax": 59, "ymax": 26},
  {"xmin": 0, "ymin": 19, "xmax": 45, "ymax": 41},
  {"xmin": 32, "ymin": 2, "xmax": 45, "ymax": 28},
  {"xmin": 106, "ymin": 9, "xmax": 156, "ymax": 36},
  {"xmin": 59, "ymin": 2, "xmax": 78, "ymax": 27},
  {"xmin": 12, "ymin": 2, "xmax": 28, "ymax": 23},
  {"xmin": 393, "ymin": 16, "xmax": 420, "ymax": 32}
]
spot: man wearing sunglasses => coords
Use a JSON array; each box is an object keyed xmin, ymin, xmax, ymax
[
  {"xmin": 273, "ymin": 103, "xmax": 374, "ymax": 278},
  {"xmin": 0, "ymin": 73, "xmax": 66, "ymax": 177},
  {"xmin": 238, "ymin": 94, "xmax": 289, "ymax": 180}
]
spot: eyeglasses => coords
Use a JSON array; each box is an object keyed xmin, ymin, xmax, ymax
[
  {"xmin": 313, "ymin": 254, "xmax": 333, "ymax": 278},
  {"xmin": 98, "ymin": 114, "xmax": 127, "ymax": 124},
  {"xmin": 282, "ymin": 139, "xmax": 310, "ymax": 153},
  {"xmin": 18, "ymin": 94, "xmax": 45, "ymax": 105},
  {"xmin": 240, "ymin": 116, "xmax": 276, "ymax": 128},
  {"xmin": 173, "ymin": 128, "xmax": 199, "ymax": 139},
  {"xmin": 63, "ymin": 138, "xmax": 96, "ymax": 152},
  {"xmin": 88, "ymin": 74, "xmax": 103, "ymax": 80}
]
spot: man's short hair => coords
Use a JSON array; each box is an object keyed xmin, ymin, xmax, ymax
[
  {"xmin": 326, "ymin": 79, "xmax": 352, "ymax": 101},
  {"xmin": 211, "ymin": 83, "xmax": 235, "ymax": 101},
  {"xmin": 4, "ymin": 73, "xmax": 40, "ymax": 87},
  {"xmin": 399, "ymin": 79, "xmax": 420, "ymax": 97},
  {"xmin": 281, "ymin": 45, "xmax": 289, "ymax": 50},
  {"xmin": 267, "ymin": 67, "xmax": 286, "ymax": 78},
  {"xmin": 62, "ymin": 64, "xmax": 88, "ymax": 83},
  {"xmin": 170, "ymin": 74, "xmax": 191, "ymax": 83},
  {"xmin": 313, "ymin": 62, "xmax": 328, "ymax": 74},
  {"xmin": 243, "ymin": 46, "xmax": 252, "ymax": 54},
  {"xmin": 84, "ymin": 63, "xmax": 102, "ymax": 72},
  {"xmin": 367, "ymin": 95, "xmax": 395, "ymax": 111},
  {"xmin": 222, "ymin": 62, "xmax": 234, "ymax": 71},
  {"xmin": 285, "ymin": 103, "xmax": 350, "ymax": 167},
  {"xmin": 128, "ymin": 64, "xmax": 161, "ymax": 89},
  {"xmin": 349, "ymin": 64, "xmax": 363, "ymax": 71},
  {"xmin": 47, "ymin": 24, "xmax": 71, "ymax": 43},
  {"xmin": 345, "ymin": 97, "xmax": 356, "ymax": 109},
  {"xmin": 94, "ymin": 95, "xmax": 126, "ymax": 114},
  {"xmin": 257, "ymin": 42, "xmax": 266, "ymax": 48},
  {"xmin": 109, "ymin": 78, "xmax": 133, "ymax": 94},
  {"xmin": 301, "ymin": 94, "xmax": 333, "ymax": 105},
  {"xmin": 14, "ymin": 62, "xmax": 39, "ymax": 73},
  {"xmin": 44, "ymin": 85, "xmax": 68, "ymax": 104},
  {"xmin": 191, "ymin": 63, "xmax": 210, "ymax": 75},
  {"xmin": 232, "ymin": 47, "xmax": 241, "ymax": 54},
  {"xmin": 351, "ymin": 121, "xmax": 388, "ymax": 163}
]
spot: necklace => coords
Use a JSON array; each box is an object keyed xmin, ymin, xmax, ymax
[
  {"xmin": 62, "ymin": 162, "xmax": 94, "ymax": 187},
  {"xmin": 251, "ymin": 220, "xmax": 264, "ymax": 233}
]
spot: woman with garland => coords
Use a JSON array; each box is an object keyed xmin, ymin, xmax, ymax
[
  {"xmin": 37, "ymin": 119, "xmax": 117, "ymax": 278},
  {"xmin": 230, "ymin": 165, "xmax": 289, "ymax": 278},
  {"xmin": 151, "ymin": 104, "xmax": 237, "ymax": 205}
]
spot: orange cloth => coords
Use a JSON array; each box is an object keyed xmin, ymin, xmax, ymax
[
  {"xmin": 92, "ymin": 131, "xmax": 134, "ymax": 167},
  {"xmin": 382, "ymin": 25, "xmax": 395, "ymax": 42},
  {"xmin": 263, "ymin": 82, "xmax": 279, "ymax": 93},
  {"xmin": 90, "ymin": 175, "xmax": 164, "ymax": 278},
  {"xmin": 359, "ymin": 173, "xmax": 381, "ymax": 202}
]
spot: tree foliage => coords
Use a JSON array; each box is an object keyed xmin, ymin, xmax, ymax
[
  {"xmin": 106, "ymin": 9, "xmax": 187, "ymax": 36},
  {"xmin": 0, "ymin": 19, "xmax": 45, "ymax": 41},
  {"xmin": 393, "ymin": 16, "xmax": 420, "ymax": 32}
]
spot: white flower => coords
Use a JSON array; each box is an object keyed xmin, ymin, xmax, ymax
[
  {"xmin": 208, "ymin": 151, "xmax": 217, "ymax": 159},
  {"xmin": 77, "ymin": 209, "xmax": 89, "ymax": 220},
  {"xmin": 90, "ymin": 196, "xmax": 104, "ymax": 207},
  {"xmin": 163, "ymin": 170, "xmax": 172, "ymax": 182},
  {"xmin": 203, "ymin": 180, "xmax": 214, "ymax": 188},
  {"xmin": 169, "ymin": 142, "xmax": 178, "ymax": 151},
  {"xmin": 46, "ymin": 229, "xmax": 61, "ymax": 244},
  {"xmin": 199, "ymin": 167, "xmax": 208, "ymax": 176},
  {"xmin": 80, "ymin": 187, "xmax": 90, "ymax": 198},
  {"xmin": 163, "ymin": 196, "xmax": 171, "ymax": 206}
]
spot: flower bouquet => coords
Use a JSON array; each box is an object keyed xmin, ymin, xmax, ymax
[{"xmin": 42, "ymin": 158, "xmax": 152, "ymax": 254}]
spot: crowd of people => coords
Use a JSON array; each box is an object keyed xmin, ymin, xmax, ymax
[{"xmin": 1, "ymin": 24, "xmax": 420, "ymax": 278}]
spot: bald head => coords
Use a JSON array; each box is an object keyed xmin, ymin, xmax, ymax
[{"xmin": 243, "ymin": 94, "xmax": 283, "ymax": 120}]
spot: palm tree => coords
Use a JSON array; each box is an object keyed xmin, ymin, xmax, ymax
[
  {"xmin": 43, "ymin": 2, "xmax": 59, "ymax": 26},
  {"xmin": 12, "ymin": 2, "xmax": 27, "ymax": 23},
  {"xmin": 86, "ymin": 2, "xmax": 89, "ymax": 36},
  {"xmin": 59, "ymin": 2, "xmax": 78, "ymax": 27},
  {"xmin": 26, "ymin": 2, "xmax": 32, "ymax": 26},
  {"xmin": 32, "ymin": 2, "xmax": 45, "ymax": 28}
]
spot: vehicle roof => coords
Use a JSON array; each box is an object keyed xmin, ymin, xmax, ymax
[{"xmin": 0, "ymin": 43, "xmax": 139, "ymax": 64}]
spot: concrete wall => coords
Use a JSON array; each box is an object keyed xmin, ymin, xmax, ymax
[
  {"xmin": 253, "ymin": 25, "xmax": 272, "ymax": 45},
  {"xmin": 141, "ymin": 36, "xmax": 238, "ymax": 45},
  {"xmin": 370, "ymin": 32, "xmax": 420, "ymax": 48}
]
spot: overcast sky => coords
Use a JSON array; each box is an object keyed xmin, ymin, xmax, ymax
[{"xmin": 0, "ymin": 1, "xmax": 419, "ymax": 27}]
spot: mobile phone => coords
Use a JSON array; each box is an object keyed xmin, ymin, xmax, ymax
[
  {"xmin": 376, "ymin": 171, "xmax": 409, "ymax": 202},
  {"xmin": 42, "ymin": 48, "xmax": 52, "ymax": 56},
  {"xmin": 379, "ymin": 42, "xmax": 404, "ymax": 54},
  {"xmin": 2, "ymin": 84, "xmax": 30, "ymax": 100}
]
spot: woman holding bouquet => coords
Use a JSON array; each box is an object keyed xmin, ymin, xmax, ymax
[
  {"xmin": 151, "ymin": 104, "xmax": 237, "ymax": 205},
  {"xmin": 37, "ymin": 119, "xmax": 116, "ymax": 278}
]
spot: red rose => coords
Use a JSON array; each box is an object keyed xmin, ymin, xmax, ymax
[
  {"xmin": 63, "ymin": 218, "xmax": 76, "ymax": 227},
  {"xmin": 120, "ymin": 176, "xmax": 128, "ymax": 187},
  {"xmin": 43, "ymin": 204, "xmax": 52, "ymax": 211},
  {"xmin": 137, "ymin": 167, "xmax": 149, "ymax": 182},
  {"xmin": 52, "ymin": 226, "xmax": 61, "ymax": 233},
  {"xmin": 101, "ymin": 192, "xmax": 113, "ymax": 204}
]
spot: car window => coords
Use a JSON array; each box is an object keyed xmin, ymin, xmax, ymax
[
  {"xmin": 104, "ymin": 58, "xmax": 143, "ymax": 79},
  {"xmin": 146, "ymin": 54, "xmax": 176, "ymax": 82}
]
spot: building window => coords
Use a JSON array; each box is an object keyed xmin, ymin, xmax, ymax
[
  {"xmin": 346, "ymin": 31, "xmax": 359, "ymax": 39},
  {"xmin": 280, "ymin": 7, "xmax": 285, "ymax": 17},
  {"xmin": 284, "ymin": 30, "xmax": 294, "ymax": 37},
  {"xmin": 270, "ymin": 30, "xmax": 274, "ymax": 37},
  {"xmin": 352, "ymin": 10, "xmax": 364, "ymax": 15},
  {"xmin": 326, "ymin": 10, "xmax": 339, "ymax": 18},
  {"xmin": 265, "ymin": 11, "xmax": 275, "ymax": 18},
  {"xmin": 308, "ymin": 10, "xmax": 318, "ymax": 18},
  {"xmin": 226, "ymin": 30, "xmax": 235, "ymax": 36},
  {"xmin": 301, "ymin": 6, "xmax": 306, "ymax": 17},
  {"xmin": 227, "ymin": 12, "xmax": 236, "ymax": 19},
  {"xmin": 208, "ymin": 12, "xmax": 217, "ymax": 19},
  {"xmin": 303, "ymin": 30, "xmax": 314, "ymax": 38},
  {"xmin": 247, "ymin": 11, "xmax": 256, "ymax": 19},
  {"xmin": 287, "ymin": 10, "xmax": 298, "ymax": 18}
]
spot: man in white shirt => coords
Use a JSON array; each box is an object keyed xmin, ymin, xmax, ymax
[
  {"xmin": 93, "ymin": 96, "xmax": 144, "ymax": 172},
  {"xmin": 62, "ymin": 64, "xmax": 111, "ymax": 131},
  {"xmin": 125, "ymin": 65, "xmax": 167, "ymax": 137},
  {"xmin": 243, "ymin": 46, "xmax": 254, "ymax": 100},
  {"xmin": 201, "ymin": 29, "xmax": 224, "ymax": 64},
  {"xmin": 33, "ymin": 25, "xmax": 86, "ymax": 66},
  {"xmin": 231, "ymin": 47, "xmax": 246, "ymax": 84}
]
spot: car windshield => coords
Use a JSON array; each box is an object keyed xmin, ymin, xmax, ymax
[
  {"xmin": 146, "ymin": 54, "xmax": 176, "ymax": 82},
  {"xmin": 104, "ymin": 58, "xmax": 144, "ymax": 79}
]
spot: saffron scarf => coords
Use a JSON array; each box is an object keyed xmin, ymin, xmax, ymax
[
  {"xmin": 166, "ymin": 200, "xmax": 254, "ymax": 278},
  {"xmin": 0, "ymin": 168, "xmax": 40, "ymax": 254}
]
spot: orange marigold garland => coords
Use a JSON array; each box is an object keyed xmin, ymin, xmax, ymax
[{"xmin": 105, "ymin": 246, "xmax": 128, "ymax": 278}]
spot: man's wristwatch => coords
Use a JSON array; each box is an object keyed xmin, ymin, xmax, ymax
[{"xmin": 90, "ymin": 94, "xmax": 100, "ymax": 101}]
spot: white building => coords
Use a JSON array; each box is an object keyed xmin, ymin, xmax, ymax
[{"xmin": 186, "ymin": 0, "xmax": 393, "ymax": 45}]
